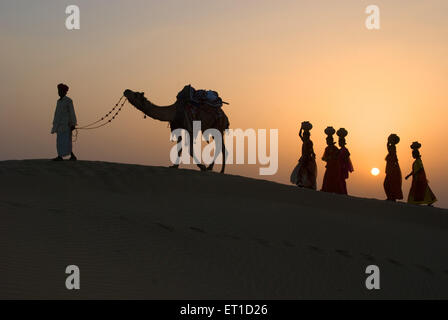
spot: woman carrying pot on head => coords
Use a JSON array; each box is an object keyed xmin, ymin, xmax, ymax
[{"xmin": 290, "ymin": 121, "xmax": 317, "ymax": 190}]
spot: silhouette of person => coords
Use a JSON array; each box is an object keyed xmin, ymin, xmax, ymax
[
  {"xmin": 337, "ymin": 128, "xmax": 354, "ymax": 195},
  {"xmin": 290, "ymin": 121, "xmax": 317, "ymax": 190},
  {"xmin": 51, "ymin": 83, "xmax": 77, "ymax": 161},
  {"xmin": 405, "ymin": 142, "xmax": 437, "ymax": 206},
  {"xmin": 384, "ymin": 134, "xmax": 403, "ymax": 201},
  {"xmin": 321, "ymin": 126, "xmax": 342, "ymax": 193}
]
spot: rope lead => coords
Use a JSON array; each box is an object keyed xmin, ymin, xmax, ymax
[{"xmin": 72, "ymin": 96, "xmax": 128, "ymax": 142}]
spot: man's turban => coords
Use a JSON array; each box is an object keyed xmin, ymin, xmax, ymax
[{"xmin": 57, "ymin": 83, "xmax": 69, "ymax": 93}]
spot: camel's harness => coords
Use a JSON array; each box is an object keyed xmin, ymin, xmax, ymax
[{"xmin": 72, "ymin": 96, "xmax": 134, "ymax": 142}]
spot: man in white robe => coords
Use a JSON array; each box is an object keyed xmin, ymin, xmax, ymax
[{"xmin": 51, "ymin": 83, "xmax": 78, "ymax": 161}]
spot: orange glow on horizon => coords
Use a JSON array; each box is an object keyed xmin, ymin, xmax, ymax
[{"xmin": 0, "ymin": 1, "xmax": 446, "ymax": 207}]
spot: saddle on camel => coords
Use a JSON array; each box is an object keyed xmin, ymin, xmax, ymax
[{"xmin": 173, "ymin": 84, "xmax": 229, "ymax": 134}]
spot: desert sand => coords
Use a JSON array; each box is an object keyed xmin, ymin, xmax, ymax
[{"xmin": 0, "ymin": 159, "xmax": 447, "ymax": 299}]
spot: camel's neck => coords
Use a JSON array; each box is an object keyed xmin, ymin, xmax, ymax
[{"xmin": 135, "ymin": 99, "xmax": 177, "ymax": 122}]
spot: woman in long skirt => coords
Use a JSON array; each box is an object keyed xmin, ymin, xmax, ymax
[
  {"xmin": 321, "ymin": 127, "xmax": 342, "ymax": 193},
  {"xmin": 290, "ymin": 122, "xmax": 317, "ymax": 190},
  {"xmin": 405, "ymin": 142, "xmax": 437, "ymax": 206},
  {"xmin": 336, "ymin": 128, "xmax": 354, "ymax": 195},
  {"xmin": 384, "ymin": 134, "xmax": 403, "ymax": 201}
]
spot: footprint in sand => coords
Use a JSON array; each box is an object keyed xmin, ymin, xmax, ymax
[
  {"xmin": 46, "ymin": 165, "xmax": 74, "ymax": 177},
  {"xmin": 282, "ymin": 240, "xmax": 295, "ymax": 248},
  {"xmin": 2, "ymin": 201, "xmax": 31, "ymax": 208},
  {"xmin": 308, "ymin": 245, "xmax": 324, "ymax": 254},
  {"xmin": 69, "ymin": 165, "xmax": 95, "ymax": 179},
  {"xmin": 254, "ymin": 238, "xmax": 270, "ymax": 247},
  {"xmin": 360, "ymin": 253, "xmax": 376, "ymax": 262},
  {"xmin": 387, "ymin": 258, "xmax": 403, "ymax": 267},
  {"xmin": 48, "ymin": 208, "xmax": 65, "ymax": 214},
  {"xmin": 189, "ymin": 226, "xmax": 206, "ymax": 234},
  {"xmin": 98, "ymin": 174, "xmax": 122, "ymax": 191},
  {"xmin": 155, "ymin": 222, "xmax": 175, "ymax": 232},
  {"xmin": 335, "ymin": 249, "xmax": 353, "ymax": 258},
  {"xmin": 219, "ymin": 234, "xmax": 241, "ymax": 240},
  {"xmin": 414, "ymin": 264, "xmax": 434, "ymax": 275}
]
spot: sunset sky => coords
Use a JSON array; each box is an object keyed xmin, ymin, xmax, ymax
[{"xmin": 1, "ymin": 0, "xmax": 447, "ymax": 208}]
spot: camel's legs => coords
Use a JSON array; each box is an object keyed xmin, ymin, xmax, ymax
[
  {"xmin": 220, "ymin": 136, "xmax": 226, "ymax": 174},
  {"xmin": 206, "ymin": 138, "xmax": 215, "ymax": 172},
  {"xmin": 207, "ymin": 134, "xmax": 226, "ymax": 173},
  {"xmin": 171, "ymin": 132, "xmax": 220, "ymax": 173},
  {"xmin": 169, "ymin": 136, "xmax": 183, "ymax": 169},
  {"xmin": 206, "ymin": 133, "xmax": 226, "ymax": 173},
  {"xmin": 189, "ymin": 134, "xmax": 206, "ymax": 171}
]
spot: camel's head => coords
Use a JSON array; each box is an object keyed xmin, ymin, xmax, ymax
[{"xmin": 123, "ymin": 89, "xmax": 147, "ymax": 106}]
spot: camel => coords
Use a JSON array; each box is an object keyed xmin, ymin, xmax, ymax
[{"xmin": 123, "ymin": 89, "xmax": 229, "ymax": 173}]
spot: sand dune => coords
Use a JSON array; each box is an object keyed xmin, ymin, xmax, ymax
[{"xmin": 0, "ymin": 159, "xmax": 447, "ymax": 299}]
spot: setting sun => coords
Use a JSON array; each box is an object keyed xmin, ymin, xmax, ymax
[{"xmin": 371, "ymin": 168, "xmax": 380, "ymax": 176}]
